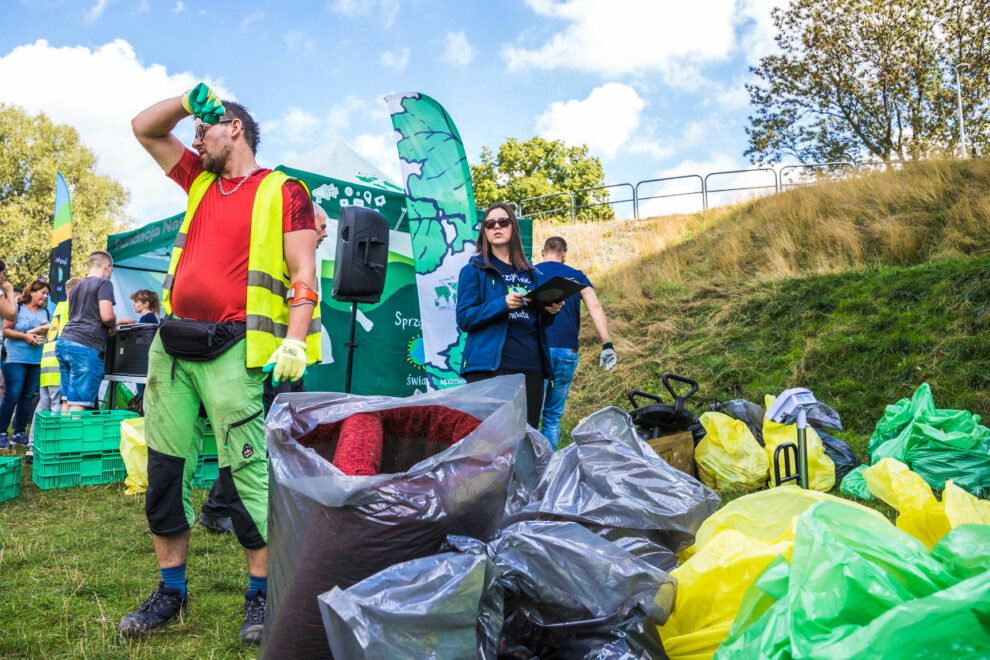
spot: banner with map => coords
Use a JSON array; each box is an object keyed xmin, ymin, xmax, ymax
[{"xmin": 387, "ymin": 92, "xmax": 477, "ymax": 389}]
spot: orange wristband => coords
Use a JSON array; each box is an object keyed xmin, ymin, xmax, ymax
[{"xmin": 287, "ymin": 281, "xmax": 319, "ymax": 307}]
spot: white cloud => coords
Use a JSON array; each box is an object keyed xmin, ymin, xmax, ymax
[
  {"xmin": 86, "ymin": 0, "xmax": 117, "ymax": 23},
  {"xmin": 328, "ymin": 0, "xmax": 400, "ymax": 28},
  {"xmin": 173, "ymin": 1, "xmax": 185, "ymax": 13},
  {"xmin": 442, "ymin": 31, "xmax": 476, "ymax": 67},
  {"xmin": 735, "ymin": 0, "xmax": 781, "ymax": 59},
  {"xmin": 535, "ymin": 83, "xmax": 645, "ymax": 159},
  {"xmin": 0, "ymin": 39, "xmax": 233, "ymax": 223},
  {"xmin": 352, "ymin": 132, "xmax": 402, "ymax": 184},
  {"xmin": 264, "ymin": 107, "xmax": 322, "ymax": 145},
  {"xmin": 502, "ymin": 0, "xmax": 780, "ymax": 87},
  {"xmin": 241, "ymin": 11, "xmax": 264, "ymax": 28},
  {"xmin": 380, "ymin": 48, "xmax": 409, "ymax": 72},
  {"xmin": 327, "ymin": 94, "xmax": 366, "ymax": 130},
  {"xmin": 503, "ymin": 0, "xmax": 736, "ymax": 81},
  {"xmin": 626, "ymin": 140, "xmax": 676, "ymax": 161},
  {"xmin": 283, "ymin": 30, "xmax": 317, "ymax": 53},
  {"xmin": 713, "ymin": 81, "xmax": 751, "ymax": 111}
]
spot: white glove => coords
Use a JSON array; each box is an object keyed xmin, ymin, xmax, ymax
[
  {"xmin": 600, "ymin": 344, "xmax": 617, "ymax": 371},
  {"xmin": 262, "ymin": 337, "xmax": 307, "ymax": 385}
]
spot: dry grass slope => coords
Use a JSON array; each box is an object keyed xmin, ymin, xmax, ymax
[{"xmin": 533, "ymin": 159, "xmax": 990, "ymax": 444}]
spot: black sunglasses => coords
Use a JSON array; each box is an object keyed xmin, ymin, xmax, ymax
[
  {"xmin": 484, "ymin": 218, "xmax": 511, "ymax": 230},
  {"xmin": 195, "ymin": 119, "xmax": 233, "ymax": 140}
]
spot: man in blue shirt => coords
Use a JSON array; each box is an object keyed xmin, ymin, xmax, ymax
[{"xmin": 535, "ymin": 236, "xmax": 616, "ymax": 448}]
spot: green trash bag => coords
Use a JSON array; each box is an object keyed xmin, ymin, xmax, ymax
[
  {"xmin": 714, "ymin": 501, "xmax": 990, "ymax": 660},
  {"xmin": 868, "ymin": 383, "xmax": 990, "ymax": 495},
  {"xmin": 838, "ymin": 465, "xmax": 874, "ymax": 501}
]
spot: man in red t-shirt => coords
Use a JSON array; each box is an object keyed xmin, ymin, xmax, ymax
[{"xmin": 122, "ymin": 83, "xmax": 318, "ymax": 645}]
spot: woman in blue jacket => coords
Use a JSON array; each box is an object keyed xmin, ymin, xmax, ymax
[{"xmin": 456, "ymin": 203, "xmax": 562, "ymax": 428}]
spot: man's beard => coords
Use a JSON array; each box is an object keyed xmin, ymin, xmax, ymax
[{"xmin": 201, "ymin": 142, "xmax": 232, "ymax": 174}]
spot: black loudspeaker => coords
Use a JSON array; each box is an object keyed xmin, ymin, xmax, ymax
[
  {"xmin": 331, "ymin": 206, "xmax": 390, "ymax": 303},
  {"xmin": 104, "ymin": 323, "xmax": 158, "ymax": 377}
]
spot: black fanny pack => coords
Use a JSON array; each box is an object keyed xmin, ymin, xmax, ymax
[{"xmin": 159, "ymin": 317, "xmax": 246, "ymax": 362}]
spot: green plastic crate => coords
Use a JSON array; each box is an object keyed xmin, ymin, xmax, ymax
[
  {"xmin": 0, "ymin": 456, "xmax": 21, "ymax": 502},
  {"xmin": 191, "ymin": 454, "xmax": 219, "ymax": 490},
  {"xmin": 34, "ymin": 410, "xmax": 138, "ymax": 455},
  {"xmin": 32, "ymin": 448, "xmax": 128, "ymax": 490},
  {"xmin": 201, "ymin": 423, "xmax": 217, "ymax": 456}
]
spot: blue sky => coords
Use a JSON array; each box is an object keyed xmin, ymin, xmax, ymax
[{"xmin": 0, "ymin": 0, "xmax": 782, "ymax": 222}]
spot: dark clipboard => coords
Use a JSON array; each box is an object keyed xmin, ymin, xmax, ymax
[{"xmin": 527, "ymin": 276, "xmax": 588, "ymax": 307}]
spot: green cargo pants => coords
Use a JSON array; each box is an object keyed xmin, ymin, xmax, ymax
[{"xmin": 144, "ymin": 333, "xmax": 268, "ymax": 548}]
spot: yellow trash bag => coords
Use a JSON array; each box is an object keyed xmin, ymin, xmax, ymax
[
  {"xmin": 862, "ymin": 459, "xmax": 989, "ymax": 548},
  {"xmin": 762, "ymin": 394, "xmax": 835, "ymax": 491},
  {"xmin": 944, "ymin": 479, "xmax": 990, "ymax": 527},
  {"xmin": 862, "ymin": 457, "xmax": 950, "ymax": 549},
  {"xmin": 695, "ymin": 412, "xmax": 769, "ymax": 491},
  {"xmin": 659, "ymin": 488, "xmax": 884, "ymax": 660},
  {"xmin": 119, "ymin": 417, "xmax": 148, "ymax": 496}
]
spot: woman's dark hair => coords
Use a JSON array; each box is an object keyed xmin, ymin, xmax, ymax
[
  {"xmin": 130, "ymin": 289, "xmax": 161, "ymax": 314},
  {"xmin": 476, "ymin": 203, "xmax": 532, "ymax": 272},
  {"xmin": 18, "ymin": 279, "xmax": 50, "ymax": 306}
]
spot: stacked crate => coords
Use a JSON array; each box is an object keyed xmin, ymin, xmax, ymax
[
  {"xmin": 0, "ymin": 456, "xmax": 21, "ymax": 502},
  {"xmin": 192, "ymin": 421, "xmax": 219, "ymax": 489},
  {"xmin": 32, "ymin": 410, "xmax": 138, "ymax": 489}
]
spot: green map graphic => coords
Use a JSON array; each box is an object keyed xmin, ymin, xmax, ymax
[{"xmin": 389, "ymin": 93, "xmax": 477, "ymax": 388}]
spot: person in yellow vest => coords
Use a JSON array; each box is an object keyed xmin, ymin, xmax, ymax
[
  {"xmin": 27, "ymin": 276, "xmax": 83, "ymax": 462},
  {"xmin": 124, "ymin": 83, "xmax": 320, "ymax": 645}
]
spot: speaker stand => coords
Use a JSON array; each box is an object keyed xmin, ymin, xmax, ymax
[{"xmin": 344, "ymin": 301, "xmax": 359, "ymax": 393}]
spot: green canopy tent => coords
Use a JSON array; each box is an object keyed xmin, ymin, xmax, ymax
[{"xmin": 106, "ymin": 145, "xmax": 532, "ymax": 396}]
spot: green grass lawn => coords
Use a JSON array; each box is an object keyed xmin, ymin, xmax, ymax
[{"xmin": 1, "ymin": 442, "xmax": 256, "ymax": 659}]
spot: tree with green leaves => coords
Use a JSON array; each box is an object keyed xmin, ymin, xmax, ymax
[
  {"xmin": 471, "ymin": 137, "xmax": 614, "ymax": 221},
  {"xmin": 0, "ymin": 105, "xmax": 128, "ymax": 286},
  {"xmin": 746, "ymin": 0, "xmax": 990, "ymax": 165}
]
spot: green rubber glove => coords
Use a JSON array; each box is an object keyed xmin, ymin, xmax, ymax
[
  {"xmin": 262, "ymin": 337, "xmax": 308, "ymax": 386},
  {"xmin": 181, "ymin": 82, "xmax": 225, "ymax": 124}
]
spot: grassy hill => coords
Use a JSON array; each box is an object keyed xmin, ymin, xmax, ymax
[{"xmin": 538, "ymin": 159, "xmax": 990, "ymax": 452}]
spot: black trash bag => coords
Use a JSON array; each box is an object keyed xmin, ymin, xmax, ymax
[
  {"xmin": 591, "ymin": 526, "xmax": 679, "ymax": 573},
  {"xmin": 711, "ymin": 399, "xmax": 766, "ymax": 446},
  {"xmin": 507, "ymin": 407, "xmax": 720, "ymax": 554},
  {"xmin": 491, "ymin": 520, "xmax": 673, "ymax": 659},
  {"xmin": 542, "ymin": 614, "xmax": 669, "ymax": 660},
  {"xmin": 260, "ymin": 375, "xmax": 529, "ymax": 660},
  {"xmin": 818, "ymin": 430, "xmax": 863, "ymax": 485},
  {"xmin": 785, "ymin": 399, "xmax": 843, "ymax": 431},
  {"xmin": 318, "ymin": 549, "xmax": 503, "ymax": 660},
  {"xmin": 503, "ymin": 427, "xmax": 555, "ymax": 522}
]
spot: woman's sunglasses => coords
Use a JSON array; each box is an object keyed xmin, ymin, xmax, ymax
[{"xmin": 484, "ymin": 218, "xmax": 511, "ymax": 230}]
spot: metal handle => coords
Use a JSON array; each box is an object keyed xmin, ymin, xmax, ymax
[
  {"xmin": 628, "ymin": 389, "xmax": 662, "ymax": 409},
  {"xmin": 774, "ymin": 442, "xmax": 800, "ymax": 486},
  {"xmin": 661, "ymin": 373, "xmax": 698, "ymax": 413}
]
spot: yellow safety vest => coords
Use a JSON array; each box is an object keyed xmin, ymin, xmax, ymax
[
  {"xmin": 39, "ymin": 301, "xmax": 68, "ymax": 388},
  {"xmin": 161, "ymin": 170, "xmax": 321, "ymax": 368}
]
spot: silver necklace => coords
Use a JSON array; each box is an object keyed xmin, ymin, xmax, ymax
[{"xmin": 217, "ymin": 166, "xmax": 262, "ymax": 196}]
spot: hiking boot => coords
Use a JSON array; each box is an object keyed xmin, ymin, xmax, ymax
[
  {"xmin": 0, "ymin": 433, "xmax": 9, "ymax": 449},
  {"xmin": 197, "ymin": 512, "xmax": 235, "ymax": 535},
  {"xmin": 11, "ymin": 432, "xmax": 28, "ymax": 446},
  {"xmin": 240, "ymin": 589, "xmax": 265, "ymax": 645},
  {"xmin": 118, "ymin": 582, "xmax": 188, "ymax": 637}
]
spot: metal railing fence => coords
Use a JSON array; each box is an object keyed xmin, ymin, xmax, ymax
[{"xmin": 517, "ymin": 159, "xmax": 870, "ymax": 220}]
